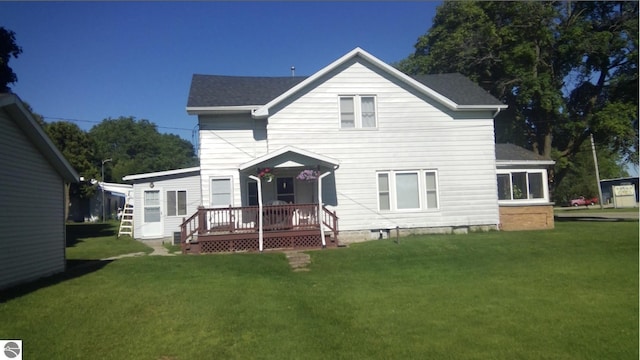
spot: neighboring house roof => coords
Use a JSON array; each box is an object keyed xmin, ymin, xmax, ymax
[
  {"xmin": 0, "ymin": 93, "xmax": 79, "ymax": 182},
  {"xmin": 98, "ymin": 182, "xmax": 133, "ymax": 197},
  {"xmin": 122, "ymin": 166, "xmax": 201, "ymax": 181},
  {"xmin": 186, "ymin": 47, "xmax": 506, "ymax": 116},
  {"xmin": 495, "ymin": 143, "xmax": 555, "ymax": 166}
]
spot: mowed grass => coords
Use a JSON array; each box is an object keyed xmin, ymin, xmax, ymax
[
  {"xmin": 65, "ymin": 222, "xmax": 152, "ymax": 260},
  {"xmin": 0, "ymin": 221, "xmax": 637, "ymax": 359}
]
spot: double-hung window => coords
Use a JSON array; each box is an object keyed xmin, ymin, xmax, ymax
[
  {"xmin": 497, "ymin": 170, "xmax": 548, "ymax": 202},
  {"xmin": 340, "ymin": 95, "xmax": 377, "ymax": 129},
  {"xmin": 166, "ymin": 190, "xmax": 187, "ymax": 216},
  {"xmin": 377, "ymin": 170, "xmax": 439, "ymax": 211},
  {"xmin": 211, "ymin": 177, "xmax": 232, "ymax": 208}
]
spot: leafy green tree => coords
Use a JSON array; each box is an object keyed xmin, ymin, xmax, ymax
[
  {"xmin": 551, "ymin": 143, "xmax": 628, "ymax": 205},
  {"xmin": 399, "ymin": 1, "xmax": 638, "ymax": 191},
  {"xmin": 89, "ymin": 117, "xmax": 198, "ymax": 182},
  {"xmin": 43, "ymin": 121, "xmax": 99, "ymax": 197},
  {"xmin": 0, "ymin": 27, "xmax": 22, "ymax": 92}
]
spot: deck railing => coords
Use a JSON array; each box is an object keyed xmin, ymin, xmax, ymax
[{"xmin": 180, "ymin": 203, "xmax": 338, "ymax": 248}]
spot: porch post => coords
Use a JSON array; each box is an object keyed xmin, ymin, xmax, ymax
[
  {"xmin": 317, "ymin": 171, "xmax": 331, "ymax": 248},
  {"xmin": 249, "ymin": 175, "xmax": 263, "ymax": 252}
]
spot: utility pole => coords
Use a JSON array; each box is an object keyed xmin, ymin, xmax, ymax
[
  {"xmin": 102, "ymin": 158, "xmax": 112, "ymax": 221},
  {"xmin": 590, "ymin": 134, "xmax": 604, "ymax": 209}
]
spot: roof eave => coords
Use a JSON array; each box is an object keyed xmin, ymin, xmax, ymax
[
  {"xmin": 496, "ymin": 160, "xmax": 556, "ymax": 167},
  {"xmin": 122, "ymin": 166, "xmax": 201, "ymax": 181},
  {"xmin": 187, "ymin": 105, "xmax": 261, "ymax": 115},
  {"xmin": 0, "ymin": 94, "xmax": 79, "ymax": 183},
  {"xmin": 239, "ymin": 146, "xmax": 340, "ymax": 171},
  {"xmin": 457, "ymin": 104, "xmax": 508, "ymax": 111}
]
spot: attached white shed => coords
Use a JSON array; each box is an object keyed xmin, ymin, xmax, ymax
[
  {"xmin": 122, "ymin": 167, "xmax": 201, "ymax": 241},
  {"xmin": 0, "ymin": 93, "xmax": 79, "ymax": 290}
]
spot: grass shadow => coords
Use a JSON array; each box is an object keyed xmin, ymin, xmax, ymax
[
  {"xmin": 0, "ymin": 259, "xmax": 113, "ymax": 303},
  {"xmin": 554, "ymin": 215, "xmax": 634, "ymax": 222},
  {"xmin": 66, "ymin": 223, "xmax": 115, "ymax": 247}
]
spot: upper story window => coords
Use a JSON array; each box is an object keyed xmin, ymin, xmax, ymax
[
  {"xmin": 497, "ymin": 170, "xmax": 548, "ymax": 202},
  {"xmin": 340, "ymin": 95, "xmax": 377, "ymax": 129}
]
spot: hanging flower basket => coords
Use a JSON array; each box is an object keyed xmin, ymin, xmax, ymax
[
  {"xmin": 258, "ymin": 167, "xmax": 274, "ymax": 182},
  {"xmin": 296, "ymin": 169, "xmax": 319, "ymax": 181}
]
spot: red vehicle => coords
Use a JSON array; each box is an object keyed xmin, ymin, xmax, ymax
[{"xmin": 570, "ymin": 196, "xmax": 599, "ymax": 206}]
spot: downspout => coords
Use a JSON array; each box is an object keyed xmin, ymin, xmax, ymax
[
  {"xmin": 317, "ymin": 171, "xmax": 332, "ymax": 248},
  {"xmin": 493, "ymin": 107, "xmax": 502, "ymax": 118},
  {"xmin": 249, "ymin": 175, "xmax": 263, "ymax": 252}
]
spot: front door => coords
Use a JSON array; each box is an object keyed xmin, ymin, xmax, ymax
[
  {"xmin": 276, "ymin": 177, "xmax": 295, "ymax": 203},
  {"xmin": 142, "ymin": 189, "xmax": 163, "ymax": 238}
]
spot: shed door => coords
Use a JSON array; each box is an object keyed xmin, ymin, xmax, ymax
[{"xmin": 143, "ymin": 189, "xmax": 163, "ymax": 238}]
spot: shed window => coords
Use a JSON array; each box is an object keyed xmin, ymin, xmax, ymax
[{"xmin": 167, "ymin": 190, "xmax": 187, "ymax": 216}]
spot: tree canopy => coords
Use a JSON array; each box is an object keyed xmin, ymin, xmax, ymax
[
  {"xmin": 89, "ymin": 116, "xmax": 198, "ymax": 183},
  {"xmin": 0, "ymin": 27, "xmax": 22, "ymax": 93},
  {"xmin": 398, "ymin": 1, "xmax": 638, "ymax": 200}
]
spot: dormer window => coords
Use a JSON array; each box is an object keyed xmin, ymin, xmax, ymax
[{"xmin": 339, "ymin": 95, "xmax": 377, "ymax": 129}]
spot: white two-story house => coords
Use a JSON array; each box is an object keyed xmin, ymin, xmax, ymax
[{"xmin": 123, "ymin": 48, "xmax": 555, "ymax": 252}]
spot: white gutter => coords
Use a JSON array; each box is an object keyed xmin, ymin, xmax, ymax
[
  {"xmin": 317, "ymin": 171, "xmax": 332, "ymax": 248},
  {"xmin": 249, "ymin": 175, "xmax": 264, "ymax": 252}
]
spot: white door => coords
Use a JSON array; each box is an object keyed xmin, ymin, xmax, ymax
[{"xmin": 143, "ymin": 189, "xmax": 163, "ymax": 238}]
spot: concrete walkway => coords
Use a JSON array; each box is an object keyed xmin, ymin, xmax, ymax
[{"xmin": 101, "ymin": 239, "xmax": 175, "ymax": 260}]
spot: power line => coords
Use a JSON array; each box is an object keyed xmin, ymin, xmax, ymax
[{"xmin": 42, "ymin": 115, "xmax": 195, "ymax": 132}]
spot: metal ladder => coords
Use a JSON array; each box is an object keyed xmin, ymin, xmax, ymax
[{"xmin": 117, "ymin": 201, "xmax": 134, "ymax": 238}]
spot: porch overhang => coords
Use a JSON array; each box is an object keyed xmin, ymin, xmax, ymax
[{"xmin": 238, "ymin": 146, "xmax": 340, "ymax": 171}]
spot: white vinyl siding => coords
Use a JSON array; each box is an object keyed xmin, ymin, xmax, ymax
[
  {"xmin": 130, "ymin": 170, "xmax": 201, "ymax": 239},
  {"xmin": 497, "ymin": 170, "xmax": 549, "ymax": 203},
  {"xmin": 339, "ymin": 95, "xmax": 377, "ymax": 129},
  {"xmin": 1, "ymin": 108, "xmax": 66, "ymax": 289},
  {"xmin": 211, "ymin": 177, "xmax": 232, "ymax": 207},
  {"xmin": 167, "ymin": 190, "xmax": 187, "ymax": 216}
]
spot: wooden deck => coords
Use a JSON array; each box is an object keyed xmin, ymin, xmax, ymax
[{"xmin": 180, "ymin": 203, "xmax": 338, "ymax": 254}]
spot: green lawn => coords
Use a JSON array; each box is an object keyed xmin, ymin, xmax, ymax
[
  {"xmin": 1, "ymin": 221, "xmax": 637, "ymax": 359},
  {"xmin": 66, "ymin": 222, "xmax": 152, "ymax": 260}
]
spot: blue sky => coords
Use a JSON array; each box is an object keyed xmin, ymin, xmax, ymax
[{"xmin": 1, "ymin": 1, "xmax": 440, "ymax": 143}]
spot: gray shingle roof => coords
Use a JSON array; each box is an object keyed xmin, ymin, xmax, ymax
[
  {"xmin": 495, "ymin": 143, "xmax": 550, "ymax": 162},
  {"xmin": 187, "ymin": 75, "xmax": 307, "ymax": 108},
  {"xmin": 186, "ymin": 72, "xmax": 503, "ymax": 108},
  {"xmin": 411, "ymin": 73, "xmax": 504, "ymax": 106}
]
